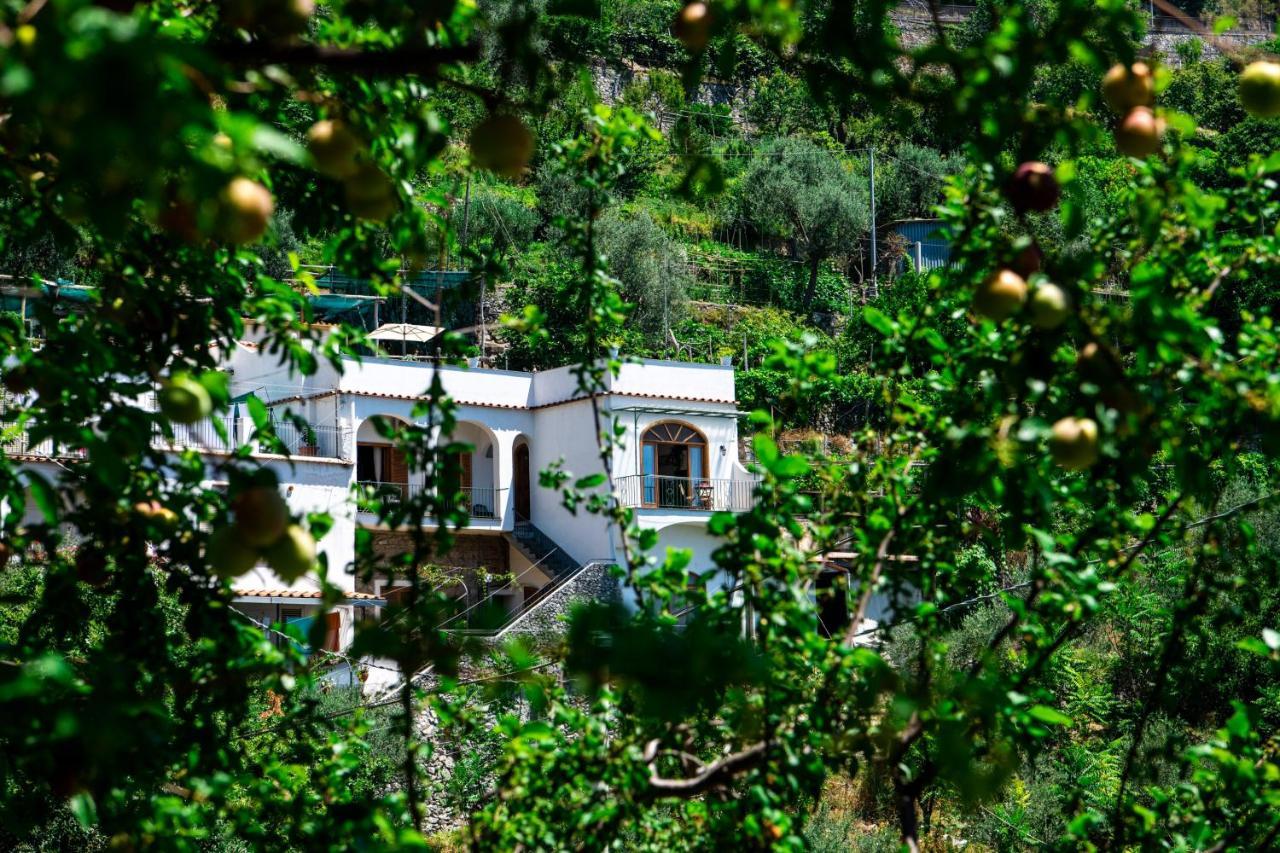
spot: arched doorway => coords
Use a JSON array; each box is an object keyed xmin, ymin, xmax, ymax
[
  {"xmin": 514, "ymin": 443, "xmax": 531, "ymax": 522},
  {"xmin": 356, "ymin": 416, "xmax": 410, "ymax": 502},
  {"xmin": 641, "ymin": 422, "xmax": 708, "ymax": 508}
]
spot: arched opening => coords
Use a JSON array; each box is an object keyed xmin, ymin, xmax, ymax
[
  {"xmin": 356, "ymin": 416, "xmax": 410, "ymax": 502},
  {"xmin": 451, "ymin": 421, "xmax": 499, "ymax": 518},
  {"xmin": 514, "ymin": 440, "xmax": 531, "ymax": 522},
  {"xmin": 641, "ymin": 421, "xmax": 709, "ymax": 509}
]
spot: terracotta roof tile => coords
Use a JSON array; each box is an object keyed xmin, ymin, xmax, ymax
[
  {"xmin": 234, "ymin": 588, "xmax": 383, "ymax": 601},
  {"xmin": 337, "ymin": 389, "xmax": 736, "ymax": 410}
]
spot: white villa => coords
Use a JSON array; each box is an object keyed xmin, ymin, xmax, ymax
[{"xmin": 6, "ymin": 328, "xmax": 759, "ymax": 662}]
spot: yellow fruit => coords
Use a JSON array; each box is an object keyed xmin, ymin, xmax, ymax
[
  {"xmin": 469, "ymin": 115, "xmax": 535, "ymax": 179},
  {"xmin": 158, "ymin": 374, "xmax": 213, "ymax": 424},
  {"xmin": 264, "ymin": 524, "xmax": 316, "ymax": 583},
  {"xmin": 1028, "ymin": 282, "xmax": 1071, "ymax": 330},
  {"xmin": 342, "ymin": 164, "xmax": 398, "ymax": 222},
  {"xmin": 232, "ymin": 487, "xmax": 290, "ymax": 547},
  {"xmin": 134, "ymin": 500, "xmax": 179, "ymax": 528},
  {"xmin": 1050, "ymin": 417, "xmax": 1100, "ymax": 471},
  {"xmin": 1240, "ymin": 61, "xmax": 1280, "ymax": 118},
  {"xmin": 307, "ymin": 119, "xmax": 362, "ymax": 179},
  {"xmin": 207, "ymin": 525, "xmax": 260, "ymax": 579},
  {"xmin": 1101, "ymin": 62, "xmax": 1154, "ymax": 114},
  {"xmin": 217, "ymin": 177, "xmax": 274, "ymax": 244},
  {"xmin": 973, "ymin": 269, "xmax": 1028, "ymax": 321},
  {"xmin": 673, "ymin": 2, "xmax": 712, "ymax": 52},
  {"xmin": 1115, "ymin": 107, "xmax": 1161, "ymax": 157}
]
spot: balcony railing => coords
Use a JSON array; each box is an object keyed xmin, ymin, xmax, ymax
[
  {"xmin": 165, "ymin": 416, "xmax": 241, "ymax": 453},
  {"xmin": 617, "ymin": 475, "xmax": 758, "ymax": 512},
  {"xmin": 1, "ymin": 430, "xmax": 87, "ymax": 460},
  {"xmin": 2, "ymin": 391, "xmax": 351, "ymax": 462},
  {"xmin": 357, "ymin": 482, "xmax": 504, "ymax": 519},
  {"xmin": 256, "ymin": 421, "xmax": 349, "ymax": 460}
]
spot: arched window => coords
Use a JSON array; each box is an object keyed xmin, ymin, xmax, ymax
[{"xmin": 641, "ymin": 422, "xmax": 708, "ymax": 508}]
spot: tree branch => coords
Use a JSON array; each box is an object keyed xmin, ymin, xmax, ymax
[{"xmin": 647, "ymin": 741, "xmax": 767, "ymax": 796}]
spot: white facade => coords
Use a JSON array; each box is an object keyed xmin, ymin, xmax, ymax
[
  {"xmin": 5, "ymin": 342, "xmax": 758, "ymax": 659},
  {"xmin": 219, "ymin": 339, "xmax": 758, "ymax": 643}
]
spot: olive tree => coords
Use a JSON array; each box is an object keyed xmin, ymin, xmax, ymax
[{"xmin": 737, "ymin": 137, "xmax": 870, "ymax": 312}]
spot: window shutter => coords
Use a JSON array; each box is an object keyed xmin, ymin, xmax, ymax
[
  {"xmin": 323, "ymin": 611, "xmax": 341, "ymax": 652},
  {"xmin": 388, "ymin": 446, "xmax": 409, "ymax": 484}
]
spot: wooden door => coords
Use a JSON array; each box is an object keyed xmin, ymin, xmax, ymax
[{"xmin": 514, "ymin": 444, "xmax": 531, "ymax": 521}]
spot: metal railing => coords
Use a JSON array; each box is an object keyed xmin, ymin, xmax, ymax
[
  {"xmin": 617, "ymin": 475, "xmax": 758, "ymax": 512},
  {"xmin": 258, "ymin": 421, "xmax": 349, "ymax": 460},
  {"xmin": 356, "ymin": 480, "xmax": 409, "ymax": 511},
  {"xmin": 357, "ymin": 482, "xmax": 504, "ymax": 519},
  {"xmin": 164, "ymin": 416, "xmax": 241, "ymax": 453},
  {"xmin": 1, "ymin": 430, "xmax": 87, "ymax": 460}
]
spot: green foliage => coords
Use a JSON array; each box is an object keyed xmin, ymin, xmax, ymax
[
  {"xmin": 736, "ymin": 137, "xmax": 869, "ymax": 311},
  {"xmin": 596, "ymin": 209, "xmax": 691, "ymax": 336},
  {"xmin": 3, "ymin": 0, "xmax": 1280, "ymax": 850}
]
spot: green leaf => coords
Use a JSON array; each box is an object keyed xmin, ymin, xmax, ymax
[
  {"xmin": 68, "ymin": 792, "xmax": 97, "ymax": 827},
  {"xmin": 519, "ymin": 721, "xmax": 556, "ymax": 741},
  {"xmin": 23, "ymin": 470, "xmax": 60, "ymax": 523},
  {"xmin": 753, "ymin": 435, "xmax": 779, "ymax": 466},
  {"xmin": 251, "ymin": 125, "xmax": 307, "ymax": 164},
  {"xmin": 575, "ymin": 473, "xmax": 607, "ymax": 489},
  {"xmin": 1027, "ymin": 705, "xmax": 1073, "ymax": 727},
  {"xmin": 1236, "ymin": 637, "xmax": 1272, "ymax": 658},
  {"xmin": 770, "ymin": 455, "xmax": 809, "ymax": 478},
  {"xmin": 246, "ymin": 395, "xmax": 269, "ymax": 430},
  {"xmin": 862, "ymin": 306, "xmax": 895, "ymax": 336}
]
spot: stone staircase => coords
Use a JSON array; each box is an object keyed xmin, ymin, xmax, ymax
[{"xmin": 507, "ymin": 521, "xmax": 579, "ymax": 580}]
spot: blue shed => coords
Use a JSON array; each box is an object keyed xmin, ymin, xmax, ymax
[{"xmin": 887, "ymin": 219, "xmax": 951, "ymax": 273}]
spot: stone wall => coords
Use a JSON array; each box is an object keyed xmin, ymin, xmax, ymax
[
  {"xmin": 414, "ymin": 562, "xmax": 620, "ymax": 833},
  {"xmin": 369, "ymin": 530, "xmax": 509, "ymax": 572},
  {"xmin": 493, "ymin": 561, "xmax": 622, "ymax": 645}
]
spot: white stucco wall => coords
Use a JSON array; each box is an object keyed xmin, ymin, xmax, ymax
[
  {"xmin": 609, "ymin": 359, "xmax": 735, "ymax": 403},
  {"xmin": 527, "ymin": 398, "xmax": 612, "ymax": 564},
  {"xmin": 11, "ymin": 352, "xmax": 751, "ymax": 645}
]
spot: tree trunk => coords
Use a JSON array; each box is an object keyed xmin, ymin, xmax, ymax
[{"xmin": 801, "ymin": 254, "xmax": 821, "ymax": 313}]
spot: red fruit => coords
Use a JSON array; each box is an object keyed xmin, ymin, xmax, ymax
[
  {"xmin": 1011, "ymin": 243, "xmax": 1043, "ymax": 278},
  {"xmin": 1115, "ymin": 107, "xmax": 1162, "ymax": 158},
  {"xmin": 1008, "ymin": 162, "xmax": 1060, "ymax": 213}
]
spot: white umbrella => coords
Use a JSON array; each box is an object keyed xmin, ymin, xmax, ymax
[{"xmin": 367, "ymin": 323, "xmax": 444, "ymax": 343}]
